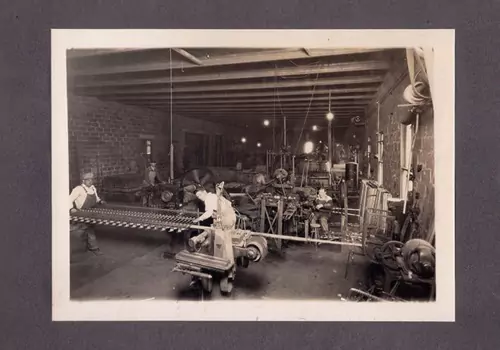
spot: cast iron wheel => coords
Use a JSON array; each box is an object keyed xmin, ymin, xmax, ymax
[{"xmin": 379, "ymin": 241, "xmax": 404, "ymax": 271}]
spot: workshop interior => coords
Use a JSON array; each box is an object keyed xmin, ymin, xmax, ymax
[{"xmin": 67, "ymin": 47, "xmax": 435, "ymax": 301}]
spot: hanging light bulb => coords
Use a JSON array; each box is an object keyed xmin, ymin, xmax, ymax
[
  {"xmin": 304, "ymin": 141, "xmax": 314, "ymax": 154},
  {"xmin": 241, "ymin": 137, "xmax": 247, "ymax": 143},
  {"xmin": 263, "ymin": 120, "xmax": 270, "ymax": 126},
  {"xmin": 257, "ymin": 142, "xmax": 262, "ymax": 147},
  {"xmin": 326, "ymin": 90, "xmax": 334, "ymax": 121},
  {"xmin": 312, "ymin": 125, "xmax": 318, "ymax": 131}
]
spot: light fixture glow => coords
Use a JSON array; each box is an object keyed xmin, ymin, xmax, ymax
[
  {"xmin": 304, "ymin": 141, "xmax": 314, "ymax": 154},
  {"xmin": 257, "ymin": 142, "xmax": 262, "ymax": 147},
  {"xmin": 326, "ymin": 112, "xmax": 334, "ymax": 121},
  {"xmin": 312, "ymin": 125, "xmax": 318, "ymax": 131},
  {"xmin": 241, "ymin": 137, "xmax": 247, "ymax": 143},
  {"xmin": 263, "ymin": 120, "xmax": 270, "ymax": 126}
]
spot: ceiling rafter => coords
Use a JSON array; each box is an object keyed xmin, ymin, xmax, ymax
[
  {"xmin": 67, "ymin": 47, "xmax": 402, "ymax": 128},
  {"xmin": 74, "ymin": 75, "xmax": 385, "ymax": 95},
  {"xmin": 112, "ymin": 94, "xmax": 373, "ymax": 104},
  {"xmin": 74, "ymin": 60, "xmax": 389, "ymax": 88},
  {"xmin": 69, "ymin": 48, "xmax": 389, "ymax": 76},
  {"xmin": 97, "ymin": 86, "xmax": 379, "ymax": 100}
]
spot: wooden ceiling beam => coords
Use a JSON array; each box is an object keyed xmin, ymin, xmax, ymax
[
  {"xmin": 76, "ymin": 75, "xmax": 385, "ymax": 95},
  {"xmin": 97, "ymin": 86, "xmax": 379, "ymax": 100},
  {"xmin": 168, "ymin": 113, "xmax": 360, "ymax": 119},
  {"xmin": 138, "ymin": 101, "xmax": 367, "ymax": 108},
  {"xmin": 144, "ymin": 110, "xmax": 363, "ymax": 116},
  {"xmin": 70, "ymin": 48, "xmax": 389, "ymax": 76},
  {"xmin": 115, "ymin": 94, "xmax": 373, "ymax": 104},
  {"xmin": 74, "ymin": 60, "xmax": 389, "ymax": 88}
]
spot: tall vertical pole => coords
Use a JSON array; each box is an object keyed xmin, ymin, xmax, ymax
[
  {"xmin": 376, "ymin": 101, "xmax": 383, "ymax": 186},
  {"xmin": 328, "ymin": 119, "xmax": 332, "ymax": 186},
  {"xmin": 169, "ymin": 49, "xmax": 174, "ymax": 182},
  {"xmin": 283, "ymin": 115, "xmax": 287, "ymax": 169},
  {"xmin": 328, "ymin": 120, "xmax": 332, "ymax": 166},
  {"xmin": 283, "ymin": 116, "xmax": 287, "ymax": 147}
]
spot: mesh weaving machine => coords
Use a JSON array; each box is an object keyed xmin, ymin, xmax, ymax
[
  {"xmin": 68, "ymin": 199, "xmax": 269, "ymax": 296},
  {"xmin": 69, "ymin": 183, "xmax": 364, "ymax": 296},
  {"xmin": 70, "ymin": 204, "xmax": 198, "ymax": 232}
]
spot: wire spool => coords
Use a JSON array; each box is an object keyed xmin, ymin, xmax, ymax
[{"xmin": 403, "ymin": 81, "xmax": 430, "ymax": 105}]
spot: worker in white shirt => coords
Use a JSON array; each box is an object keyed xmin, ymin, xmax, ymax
[
  {"xmin": 192, "ymin": 187, "xmax": 236, "ymax": 230},
  {"xmin": 311, "ymin": 188, "xmax": 334, "ymax": 237},
  {"xmin": 69, "ymin": 172, "xmax": 105, "ymax": 255}
]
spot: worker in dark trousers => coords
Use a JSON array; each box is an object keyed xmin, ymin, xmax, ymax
[
  {"xmin": 311, "ymin": 188, "xmax": 334, "ymax": 238},
  {"xmin": 142, "ymin": 161, "xmax": 167, "ymax": 206},
  {"xmin": 69, "ymin": 172, "xmax": 105, "ymax": 255}
]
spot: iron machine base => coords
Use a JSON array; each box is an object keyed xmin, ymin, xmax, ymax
[{"xmin": 172, "ymin": 228, "xmax": 268, "ymax": 296}]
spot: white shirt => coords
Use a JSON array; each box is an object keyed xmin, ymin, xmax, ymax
[
  {"xmin": 196, "ymin": 193, "xmax": 235, "ymax": 222},
  {"xmin": 69, "ymin": 184, "xmax": 101, "ymax": 210}
]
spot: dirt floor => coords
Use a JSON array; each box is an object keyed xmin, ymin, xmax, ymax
[{"xmin": 70, "ymin": 226, "xmax": 371, "ymax": 301}]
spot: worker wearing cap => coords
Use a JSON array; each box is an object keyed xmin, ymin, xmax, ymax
[
  {"xmin": 69, "ymin": 172, "xmax": 105, "ymax": 255},
  {"xmin": 144, "ymin": 161, "xmax": 166, "ymax": 186},
  {"xmin": 311, "ymin": 188, "xmax": 334, "ymax": 238},
  {"xmin": 142, "ymin": 161, "xmax": 167, "ymax": 206}
]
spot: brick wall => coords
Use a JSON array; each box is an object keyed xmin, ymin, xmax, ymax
[
  {"xmin": 362, "ymin": 55, "xmax": 435, "ymax": 238},
  {"xmin": 68, "ymin": 94, "xmax": 245, "ymax": 189}
]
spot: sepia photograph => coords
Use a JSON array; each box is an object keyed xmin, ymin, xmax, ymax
[{"xmin": 52, "ymin": 30, "xmax": 454, "ymax": 321}]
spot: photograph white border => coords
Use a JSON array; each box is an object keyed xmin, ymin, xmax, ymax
[{"xmin": 52, "ymin": 29, "xmax": 455, "ymax": 321}]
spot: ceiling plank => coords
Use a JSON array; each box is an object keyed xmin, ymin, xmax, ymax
[
  {"xmin": 172, "ymin": 48, "xmax": 203, "ymax": 65},
  {"xmin": 73, "ymin": 60, "xmax": 389, "ymax": 88},
  {"xmin": 66, "ymin": 49, "xmax": 151, "ymax": 59},
  {"xmin": 137, "ymin": 101, "xmax": 368, "ymax": 108},
  {"xmin": 75, "ymin": 75, "xmax": 385, "ymax": 95},
  {"xmin": 168, "ymin": 113, "xmax": 360, "ymax": 119},
  {"xmin": 70, "ymin": 48, "xmax": 390, "ymax": 76},
  {"xmin": 97, "ymin": 86, "xmax": 379, "ymax": 100},
  {"xmin": 153, "ymin": 110, "xmax": 362, "ymax": 116},
  {"xmin": 115, "ymin": 94, "xmax": 373, "ymax": 104}
]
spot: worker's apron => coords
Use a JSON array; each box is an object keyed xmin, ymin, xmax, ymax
[
  {"xmin": 214, "ymin": 197, "xmax": 236, "ymax": 230},
  {"xmin": 70, "ymin": 187, "xmax": 99, "ymax": 251},
  {"xmin": 81, "ymin": 188, "xmax": 97, "ymax": 209}
]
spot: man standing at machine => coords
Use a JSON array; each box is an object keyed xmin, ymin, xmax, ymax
[
  {"xmin": 311, "ymin": 188, "xmax": 334, "ymax": 239},
  {"xmin": 192, "ymin": 187, "xmax": 236, "ymax": 230},
  {"xmin": 69, "ymin": 172, "xmax": 105, "ymax": 255},
  {"xmin": 144, "ymin": 160, "xmax": 166, "ymax": 186},
  {"xmin": 142, "ymin": 160, "xmax": 167, "ymax": 207}
]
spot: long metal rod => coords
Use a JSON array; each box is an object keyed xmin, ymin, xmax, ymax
[
  {"xmin": 188, "ymin": 224, "xmax": 362, "ymax": 247},
  {"xmin": 76, "ymin": 205, "xmax": 363, "ymax": 247}
]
